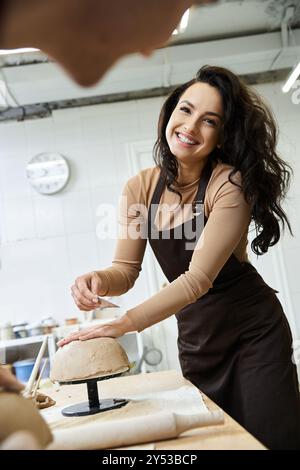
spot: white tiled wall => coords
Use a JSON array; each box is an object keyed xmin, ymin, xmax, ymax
[{"xmin": 0, "ymin": 81, "xmax": 299, "ymax": 367}]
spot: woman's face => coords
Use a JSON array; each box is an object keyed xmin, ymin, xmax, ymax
[{"xmin": 166, "ymin": 82, "xmax": 223, "ymax": 165}]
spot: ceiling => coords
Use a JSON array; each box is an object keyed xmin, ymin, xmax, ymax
[
  {"xmin": 173, "ymin": 0, "xmax": 300, "ymax": 44},
  {"xmin": 0, "ymin": 0, "xmax": 300, "ymax": 120}
]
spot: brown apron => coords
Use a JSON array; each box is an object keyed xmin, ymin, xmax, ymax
[{"xmin": 147, "ymin": 162, "xmax": 300, "ymax": 450}]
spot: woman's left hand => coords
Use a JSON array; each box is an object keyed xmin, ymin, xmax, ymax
[
  {"xmin": 57, "ymin": 315, "xmax": 135, "ymax": 347},
  {"xmin": 0, "ymin": 366, "xmax": 25, "ymax": 393}
]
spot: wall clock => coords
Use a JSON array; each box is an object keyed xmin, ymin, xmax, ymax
[{"xmin": 26, "ymin": 152, "xmax": 70, "ymax": 195}]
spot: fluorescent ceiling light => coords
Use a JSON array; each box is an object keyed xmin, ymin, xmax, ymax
[
  {"xmin": 172, "ymin": 8, "xmax": 190, "ymax": 35},
  {"xmin": 0, "ymin": 47, "xmax": 39, "ymax": 55},
  {"xmin": 282, "ymin": 62, "xmax": 300, "ymax": 93}
]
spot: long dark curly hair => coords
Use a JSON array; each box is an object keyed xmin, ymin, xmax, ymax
[{"xmin": 153, "ymin": 65, "xmax": 292, "ymax": 255}]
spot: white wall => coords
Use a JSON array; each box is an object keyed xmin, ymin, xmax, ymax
[{"xmin": 0, "ymin": 79, "xmax": 299, "ymax": 371}]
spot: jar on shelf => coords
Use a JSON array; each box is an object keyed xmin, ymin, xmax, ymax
[
  {"xmin": 0, "ymin": 322, "xmax": 15, "ymax": 341},
  {"xmin": 13, "ymin": 325, "xmax": 28, "ymax": 339},
  {"xmin": 41, "ymin": 317, "xmax": 58, "ymax": 334},
  {"xmin": 25, "ymin": 323, "xmax": 44, "ymax": 337}
]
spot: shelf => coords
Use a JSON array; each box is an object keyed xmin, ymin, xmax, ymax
[{"xmin": 0, "ymin": 334, "xmax": 50, "ymax": 348}]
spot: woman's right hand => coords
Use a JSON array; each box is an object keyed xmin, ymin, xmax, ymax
[{"xmin": 71, "ymin": 271, "xmax": 108, "ymax": 311}]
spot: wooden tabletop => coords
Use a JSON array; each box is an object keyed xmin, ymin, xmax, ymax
[{"xmin": 42, "ymin": 370, "xmax": 265, "ymax": 450}]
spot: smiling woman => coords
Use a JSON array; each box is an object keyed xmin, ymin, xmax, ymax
[
  {"xmin": 61, "ymin": 65, "xmax": 300, "ymax": 450},
  {"xmin": 165, "ymin": 82, "xmax": 223, "ymax": 184}
]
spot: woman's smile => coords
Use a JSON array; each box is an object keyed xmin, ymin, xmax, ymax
[{"xmin": 175, "ymin": 131, "xmax": 200, "ymax": 147}]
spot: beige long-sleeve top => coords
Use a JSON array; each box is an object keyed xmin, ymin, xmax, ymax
[{"xmin": 98, "ymin": 162, "xmax": 252, "ymax": 332}]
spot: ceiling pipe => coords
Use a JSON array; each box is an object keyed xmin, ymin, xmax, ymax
[{"xmin": 270, "ymin": 4, "xmax": 296, "ymax": 70}]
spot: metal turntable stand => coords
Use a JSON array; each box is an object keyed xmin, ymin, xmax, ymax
[{"xmin": 59, "ymin": 369, "xmax": 129, "ymax": 417}]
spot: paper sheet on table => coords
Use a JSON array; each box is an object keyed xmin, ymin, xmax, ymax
[
  {"xmin": 125, "ymin": 385, "xmax": 207, "ymax": 413},
  {"xmin": 42, "ymin": 385, "xmax": 209, "ymax": 430}
]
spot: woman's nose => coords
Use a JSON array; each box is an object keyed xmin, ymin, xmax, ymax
[{"xmin": 183, "ymin": 120, "xmax": 199, "ymax": 136}]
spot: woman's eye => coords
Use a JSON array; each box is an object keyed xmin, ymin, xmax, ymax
[
  {"xmin": 179, "ymin": 106, "xmax": 190, "ymax": 114},
  {"xmin": 204, "ymin": 118, "xmax": 216, "ymax": 127}
]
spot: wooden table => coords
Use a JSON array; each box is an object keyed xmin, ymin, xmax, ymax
[{"xmin": 42, "ymin": 370, "xmax": 265, "ymax": 450}]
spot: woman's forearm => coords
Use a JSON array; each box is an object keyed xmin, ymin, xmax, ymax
[{"xmin": 98, "ymin": 262, "xmax": 141, "ymax": 296}]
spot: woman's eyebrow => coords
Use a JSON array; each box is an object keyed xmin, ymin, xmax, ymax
[{"xmin": 179, "ymin": 100, "xmax": 223, "ymax": 120}]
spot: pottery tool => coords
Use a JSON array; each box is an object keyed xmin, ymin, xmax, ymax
[
  {"xmin": 24, "ymin": 336, "xmax": 48, "ymax": 394},
  {"xmin": 96, "ymin": 297, "xmax": 119, "ymax": 308},
  {"xmin": 33, "ymin": 358, "xmax": 48, "ymax": 395}
]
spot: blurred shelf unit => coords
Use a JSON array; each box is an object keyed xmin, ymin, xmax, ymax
[{"xmin": 0, "ymin": 334, "xmax": 57, "ymax": 368}]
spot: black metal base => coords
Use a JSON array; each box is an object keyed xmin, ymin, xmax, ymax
[{"xmin": 61, "ymin": 398, "xmax": 128, "ymax": 417}]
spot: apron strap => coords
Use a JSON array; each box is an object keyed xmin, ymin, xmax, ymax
[{"xmin": 192, "ymin": 159, "xmax": 213, "ymax": 216}]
